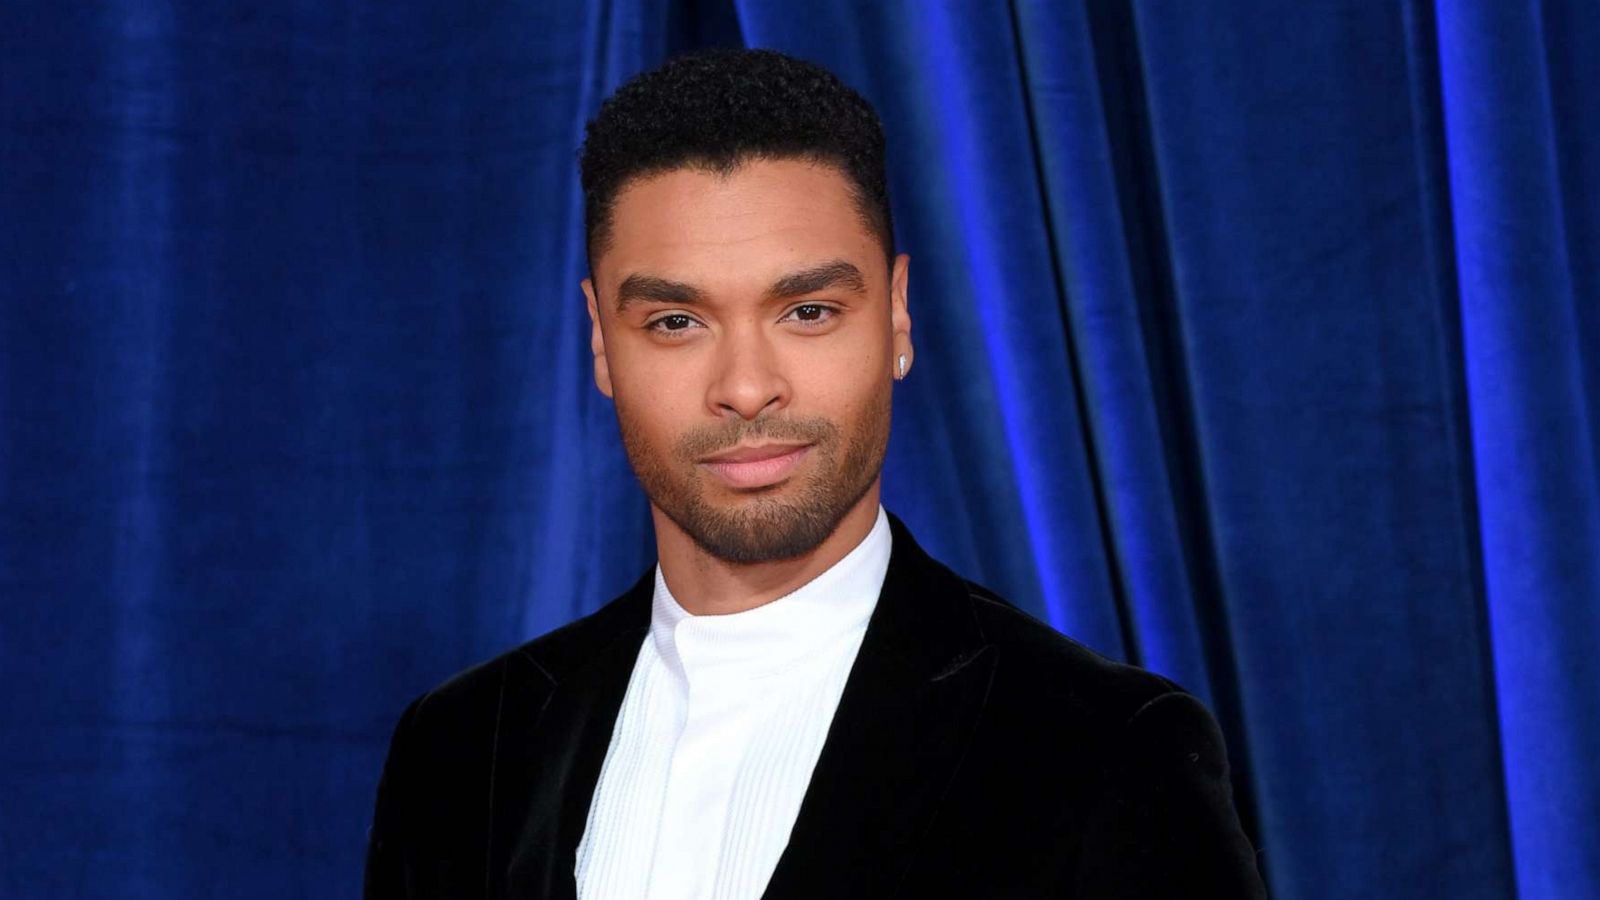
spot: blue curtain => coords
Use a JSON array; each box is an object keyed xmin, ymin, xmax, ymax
[{"xmin": 3, "ymin": 2, "xmax": 1595, "ymax": 897}]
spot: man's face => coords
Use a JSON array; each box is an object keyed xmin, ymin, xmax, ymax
[{"xmin": 582, "ymin": 158, "xmax": 911, "ymax": 564}]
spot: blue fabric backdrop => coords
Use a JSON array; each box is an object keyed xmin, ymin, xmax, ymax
[{"xmin": 3, "ymin": 2, "xmax": 1596, "ymax": 897}]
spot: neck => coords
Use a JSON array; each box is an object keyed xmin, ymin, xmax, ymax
[{"xmin": 651, "ymin": 481, "xmax": 883, "ymax": 616}]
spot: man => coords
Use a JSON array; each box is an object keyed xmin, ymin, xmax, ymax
[{"xmin": 365, "ymin": 49, "xmax": 1266, "ymax": 899}]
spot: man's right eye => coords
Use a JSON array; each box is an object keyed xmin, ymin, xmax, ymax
[{"xmin": 646, "ymin": 314, "xmax": 702, "ymax": 335}]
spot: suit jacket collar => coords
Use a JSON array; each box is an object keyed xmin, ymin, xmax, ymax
[{"xmin": 489, "ymin": 511, "xmax": 997, "ymax": 898}]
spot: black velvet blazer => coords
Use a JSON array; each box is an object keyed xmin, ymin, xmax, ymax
[{"xmin": 364, "ymin": 513, "xmax": 1267, "ymax": 898}]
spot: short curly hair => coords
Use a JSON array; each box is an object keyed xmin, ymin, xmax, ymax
[{"xmin": 579, "ymin": 49, "xmax": 894, "ymax": 269}]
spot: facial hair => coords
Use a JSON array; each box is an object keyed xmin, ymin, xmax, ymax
[{"xmin": 616, "ymin": 385, "xmax": 891, "ymax": 564}]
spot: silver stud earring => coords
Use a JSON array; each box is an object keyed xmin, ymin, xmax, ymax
[{"xmin": 897, "ymin": 354, "xmax": 907, "ymax": 379}]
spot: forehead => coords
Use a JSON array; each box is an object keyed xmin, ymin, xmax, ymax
[{"xmin": 597, "ymin": 159, "xmax": 882, "ymax": 294}]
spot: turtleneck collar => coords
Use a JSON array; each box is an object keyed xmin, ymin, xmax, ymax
[{"xmin": 649, "ymin": 505, "xmax": 892, "ymax": 683}]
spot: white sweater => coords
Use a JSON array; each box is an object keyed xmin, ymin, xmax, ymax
[{"xmin": 574, "ymin": 506, "xmax": 892, "ymax": 900}]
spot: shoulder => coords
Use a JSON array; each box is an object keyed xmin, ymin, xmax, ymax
[
  {"xmin": 392, "ymin": 573, "xmax": 652, "ymax": 743},
  {"xmin": 365, "ymin": 579, "xmax": 650, "ymax": 878},
  {"xmin": 959, "ymin": 578, "xmax": 1195, "ymax": 737},
  {"xmin": 949, "ymin": 577, "xmax": 1238, "ymax": 815},
  {"xmin": 882, "ymin": 511, "xmax": 1190, "ymax": 734}
]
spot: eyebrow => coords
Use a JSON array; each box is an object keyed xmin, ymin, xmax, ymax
[
  {"xmin": 614, "ymin": 259, "xmax": 868, "ymax": 313},
  {"xmin": 764, "ymin": 260, "xmax": 868, "ymax": 301},
  {"xmin": 613, "ymin": 273, "xmax": 705, "ymax": 312}
]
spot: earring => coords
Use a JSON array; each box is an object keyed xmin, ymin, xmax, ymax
[{"xmin": 897, "ymin": 354, "xmax": 907, "ymax": 379}]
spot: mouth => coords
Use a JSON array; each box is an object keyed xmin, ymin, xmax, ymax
[{"xmin": 697, "ymin": 443, "xmax": 813, "ymax": 490}]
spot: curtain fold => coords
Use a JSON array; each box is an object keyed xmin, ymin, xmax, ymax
[
  {"xmin": 1437, "ymin": 4, "xmax": 1600, "ymax": 897},
  {"xmin": 2, "ymin": 1, "xmax": 1594, "ymax": 897}
]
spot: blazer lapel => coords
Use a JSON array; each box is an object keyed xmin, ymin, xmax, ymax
[
  {"xmin": 484, "ymin": 513, "xmax": 995, "ymax": 899},
  {"xmin": 490, "ymin": 575, "xmax": 651, "ymax": 900},
  {"xmin": 761, "ymin": 513, "xmax": 998, "ymax": 899}
]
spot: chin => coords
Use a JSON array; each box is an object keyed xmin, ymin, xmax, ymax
[{"xmin": 669, "ymin": 492, "xmax": 842, "ymax": 564}]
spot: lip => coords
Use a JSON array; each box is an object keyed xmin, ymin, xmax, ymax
[{"xmin": 698, "ymin": 443, "xmax": 812, "ymax": 489}]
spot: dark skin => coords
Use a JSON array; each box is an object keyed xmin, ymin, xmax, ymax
[{"xmin": 581, "ymin": 158, "xmax": 913, "ymax": 615}]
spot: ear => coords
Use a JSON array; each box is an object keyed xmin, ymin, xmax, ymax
[
  {"xmin": 581, "ymin": 277, "xmax": 614, "ymax": 399},
  {"xmin": 890, "ymin": 252, "xmax": 912, "ymax": 379}
]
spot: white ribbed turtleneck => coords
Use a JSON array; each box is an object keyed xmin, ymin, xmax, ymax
[{"xmin": 574, "ymin": 506, "xmax": 892, "ymax": 900}]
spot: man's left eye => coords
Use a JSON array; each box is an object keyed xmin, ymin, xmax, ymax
[{"xmin": 784, "ymin": 304, "xmax": 837, "ymax": 325}]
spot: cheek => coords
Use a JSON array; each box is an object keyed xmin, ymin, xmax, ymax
[
  {"xmin": 612, "ymin": 358, "xmax": 703, "ymax": 452},
  {"xmin": 789, "ymin": 347, "xmax": 886, "ymax": 429},
  {"xmin": 791, "ymin": 329, "xmax": 885, "ymax": 392},
  {"xmin": 615, "ymin": 387, "xmax": 684, "ymax": 440},
  {"xmin": 611, "ymin": 338, "xmax": 697, "ymax": 402}
]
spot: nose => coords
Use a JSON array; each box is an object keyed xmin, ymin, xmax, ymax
[{"xmin": 705, "ymin": 324, "xmax": 790, "ymax": 421}]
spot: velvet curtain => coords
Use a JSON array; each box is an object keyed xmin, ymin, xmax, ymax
[{"xmin": 3, "ymin": 2, "xmax": 1595, "ymax": 897}]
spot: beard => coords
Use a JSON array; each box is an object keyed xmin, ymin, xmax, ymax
[{"xmin": 616, "ymin": 386, "xmax": 890, "ymax": 564}]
